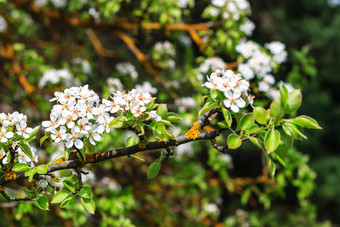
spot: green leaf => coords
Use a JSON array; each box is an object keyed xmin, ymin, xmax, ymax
[
  {"xmin": 198, "ymin": 101, "xmax": 218, "ymax": 117},
  {"xmin": 40, "ymin": 134, "xmax": 50, "ymax": 146},
  {"xmin": 79, "ymin": 148, "xmax": 86, "ymax": 162},
  {"xmin": 254, "ymin": 107, "xmax": 270, "ymax": 125},
  {"xmin": 64, "ymin": 148, "xmax": 70, "ymax": 161},
  {"xmin": 157, "ymin": 104, "xmax": 168, "ymax": 118},
  {"xmin": 280, "ymin": 83, "xmax": 289, "ymax": 107},
  {"xmin": 290, "ymin": 115, "xmax": 322, "ymax": 129},
  {"xmin": 19, "ymin": 142, "xmax": 33, "ymax": 161},
  {"xmin": 25, "ymin": 168, "xmax": 36, "ymax": 182},
  {"xmin": 222, "ymin": 107, "xmax": 232, "ymax": 127},
  {"xmin": 59, "ymin": 169, "xmax": 73, "ymax": 177},
  {"xmin": 270, "ymin": 100, "xmax": 283, "ymax": 122},
  {"xmin": 166, "ymin": 112, "xmax": 182, "ymax": 122},
  {"xmin": 36, "ymin": 196, "xmax": 49, "ymax": 211},
  {"xmin": 12, "ymin": 163, "xmax": 29, "ymax": 172},
  {"xmin": 51, "ymin": 190, "xmax": 70, "ymax": 204},
  {"xmin": 109, "ymin": 116, "xmax": 127, "ymax": 128},
  {"xmin": 131, "ymin": 155, "xmax": 145, "ymax": 162},
  {"xmin": 77, "ymin": 186, "xmax": 92, "ymax": 199},
  {"xmin": 282, "ymin": 122, "xmax": 307, "ymax": 140},
  {"xmin": 249, "ymin": 137, "xmax": 262, "ymax": 149},
  {"xmin": 81, "ymin": 198, "xmax": 96, "ymax": 215},
  {"xmin": 125, "ymin": 136, "xmax": 135, "ymax": 147},
  {"xmin": 249, "ymin": 124, "xmax": 260, "ymax": 134},
  {"xmin": 27, "ymin": 126, "xmax": 40, "ymax": 142},
  {"xmin": 266, "ymin": 157, "xmax": 276, "ymax": 178},
  {"xmin": 270, "ymin": 152, "xmax": 286, "ymax": 167},
  {"xmin": 36, "ymin": 164, "xmax": 48, "ymax": 174},
  {"xmin": 240, "ymin": 113, "xmax": 254, "ymax": 131},
  {"xmin": 147, "ymin": 162, "xmax": 161, "ymax": 179},
  {"xmin": 286, "ymin": 89, "xmax": 302, "ymax": 113},
  {"xmin": 210, "ymin": 89, "xmax": 219, "ymax": 100},
  {"xmin": 154, "ymin": 122, "xmax": 168, "ymax": 141},
  {"xmin": 159, "ymin": 119, "xmax": 173, "ymax": 127},
  {"xmin": 63, "ymin": 179, "xmax": 76, "ymax": 192},
  {"xmin": 217, "ymin": 121, "xmax": 228, "ymax": 129},
  {"xmin": 59, "ymin": 196, "xmax": 73, "ymax": 208},
  {"xmin": 265, "ymin": 129, "xmax": 280, "ymax": 154},
  {"xmin": 227, "ymin": 134, "xmax": 242, "ymax": 149}
]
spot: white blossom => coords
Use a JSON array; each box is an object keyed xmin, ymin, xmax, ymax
[
  {"xmin": 116, "ymin": 62, "xmax": 138, "ymax": 81},
  {"xmin": 38, "ymin": 179, "xmax": 48, "ymax": 188},
  {"xmin": 0, "ymin": 16, "xmax": 7, "ymax": 33},
  {"xmin": 150, "ymin": 111, "xmax": 161, "ymax": 122}
]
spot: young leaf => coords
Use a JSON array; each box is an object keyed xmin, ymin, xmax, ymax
[
  {"xmin": 36, "ymin": 164, "xmax": 48, "ymax": 174},
  {"xmin": 254, "ymin": 107, "xmax": 270, "ymax": 125},
  {"xmin": 125, "ymin": 136, "xmax": 135, "ymax": 147},
  {"xmin": 227, "ymin": 134, "xmax": 242, "ymax": 149},
  {"xmin": 217, "ymin": 121, "xmax": 229, "ymax": 129},
  {"xmin": 147, "ymin": 162, "xmax": 161, "ymax": 179},
  {"xmin": 25, "ymin": 168, "xmax": 36, "ymax": 182},
  {"xmin": 27, "ymin": 126, "xmax": 40, "ymax": 142},
  {"xmin": 12, "ymin": 163, "xmax": 29, "ymax": 172},
  {"xmin": 270, "ymin": 100, "xmax": 283, "ymax": 122},
  {"xmin": 249, "ymin": 137, "xmax": 262, "ymax": 149},
  {"xmin": 154, "ymin": 122, "xmax": 168, "ymax": 141},
  {"xmin": 286, "ymin": 89, "xmax": 302, "ymax": 113},
  {"xmin": 240, "ymin": 113, "xmax": 254, "ymax": 131},
  {"xmin": 59, "ymin": 196, "xmax": 73, "ymax": 208},
  {"xmin": 265, "ymin": 129, "xmax": 281, "ymax": 154},
  {"xmin": 280, "ymin": 83, "xmax": 289, "ymax": 107},
  {"xmin": 80, "ymin": 198, "xmax": 96, "ymax": 215},
  {"xmin": 36, "ymin": 196, "xmax": 49, "ymax": 211},
  {"xmin": 198, "ymin": 101, "xmax": 218, "ymax": 117},
  {"xmin": 290, "ymin": 115, "xmax": 322, "ymax": 129},
  {"xmin": 166, "ymin": 112, "xmax": 182, "ymax": 122},
  {"xmin": 248, "ymin": 124, "xmax": 260, "ymax": 134},
  {"xmin": 282, "ymin": 122, "xmax": 307, "ymax": 140},
  {"xmin": 222, "ymin": 107, "xmax": 232, "ymax": 127},
  {"xmin": 64, "ymin": 148, "xmax": 70, "ymax": 161},
  {"xmin": 63, "ymin": 179, "xmax": 76, "ymax": 192},
  {"xmin": 19, "ymin": 142, "xmax": 33, "ymax": 161},
  {"xmin": 157, "ymin": 104, "xmax": 168, "ymax": 118},
  {"xmin": 51, "ymin": 190, "xmax": 70, "ymax": 204},
  {"xmin": 40, "ymin": 134, "xmax": 50, "ymax": 146},
  {"xmin": 109, "ymin": 116, "xmax": 127, "ymax": 128},
  {"xmin": 266, "ymin": 157, "xmax": 276, "ymax": 178},
  {"xmin": 77, "ymin": 186, "xmax": 92, "ymax": 199}
]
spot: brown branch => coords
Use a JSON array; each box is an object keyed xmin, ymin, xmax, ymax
[
  {"xmin": 117, "ymin": 31, "xmax": 179, "ymax": 99},
  {"xmin": 0, "ymin": 109, "xmax": 221, "ymax": 185},
  {"xmin": 85, "ymin": 29, "xmax": 116, "ymax": 57}
]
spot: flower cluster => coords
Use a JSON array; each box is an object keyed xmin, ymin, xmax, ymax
[
  {"xmin": 38, "ymin": 68, "xmax": 74, "ymax": 88},
  {"xmin": 43, "ymin": 85, "xmax": 112, "ymax": 149},
  {"xmin": 236, "ymin": 40, "xmax": 290, "ymax": 99},
  {"xmin": 0, "ymin": 112, "xmax": 39, "ymax": 166},
  {"xmin": 73, "ymin": 58, "xmax": 91, "ymax": 74},
  {"xmin": 175, "ymin": 97, "xmax": 198, "ymax": 112},
  {"xmin": 152, "ymin": 41, "xmax": 176, "ymax": 69},
  {"xmin": 202, "ymin": 69, "xmax": 253, "ymax": 113},
  {"xmin": 236, "ymin": 40, "xmax": 287, "ymax": 80},
  {"xmin": 116, "ymin": 62, "xmax": 139, "ymax": 81},
  {"xmin": 107, "ymin": 78, "xmax": 124, "ymax": 93},
  {"xmin": 211, "ymin": 0, "xmax": 250, "ymax": 20},
  {"xmin": 0, "ymin": 112, "xmax": 33, "ymax": 143},
  {"xmin": 103, "ymin": 89, "xmax": 155, "ymax": 118},
  {"xmin": 198, "ymin": 57, "xmax": 226, "ymax": 82}
]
